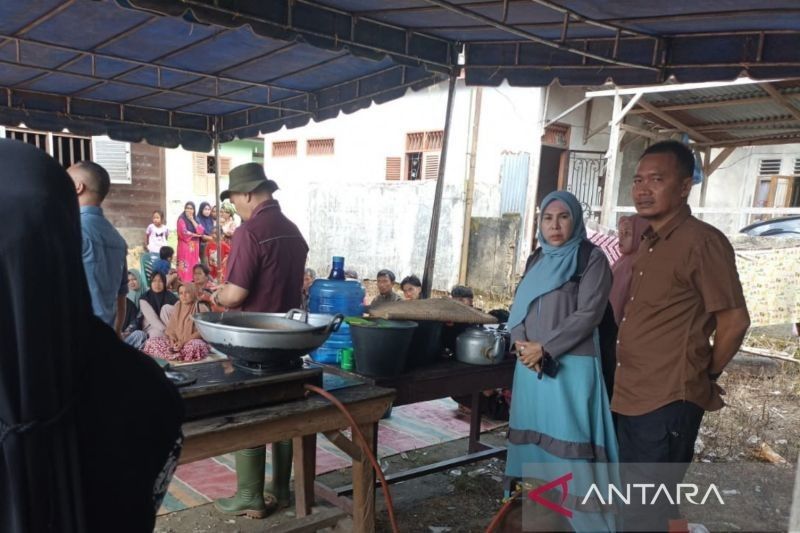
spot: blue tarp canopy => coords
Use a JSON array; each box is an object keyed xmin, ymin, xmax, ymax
[{"xmin": 1, "ymin": 0, "xmax": 800, "ymax": 150}]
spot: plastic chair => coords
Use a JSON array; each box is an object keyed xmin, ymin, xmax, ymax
[{"xmin": 140, "ymin": 252, "xmax": 160, "ymax": 287}]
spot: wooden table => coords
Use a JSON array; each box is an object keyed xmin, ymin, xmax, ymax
[
  {"xmin": 180, "ymin": 378, "xmax": 394, "ymax": 532},
  {"xmin": 316, "ymin": 357, "xmax": 515, "ymax": 503}
]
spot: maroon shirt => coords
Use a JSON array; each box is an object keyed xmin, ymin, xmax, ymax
[{"xmin": 226, "ymin": 200, "xmax": 308, "ymax": 312}]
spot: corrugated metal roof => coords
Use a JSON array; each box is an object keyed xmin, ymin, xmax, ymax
[
  {"xmin": 636, "ymin": 80, "xmax": 800, "ymax": 146},
  {"xmin": 681, "ymin": 103, "xmax": 789, "ymax": 125},
  {"xmin": 3, "ymin": 0, "xmax": 800, "ymax": 149},
  {"xmin": 646, "ymin": 84, "xmax": 768, "ymax": 106}
]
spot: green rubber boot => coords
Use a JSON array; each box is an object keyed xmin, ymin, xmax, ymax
[
  {"xmin": 214, "ymin": 446, "xmax": 269, "ymax": 518},
  {"xmin": 266, "ymin": 439, "xmax": 293, "ymax": 508}
]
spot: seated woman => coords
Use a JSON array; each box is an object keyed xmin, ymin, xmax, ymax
[
  {"xmin": 140, "ymin": 271, "xmax": 178, "ymax": 338},
  {"xmin": 400, "ymin": 274, "xmax": 422, "ymax": 300},
  {"xmin": 0, "ymin": 138, "xmax": 183, "ymax": 532},
  {"xmin": 143, "ymin": 283, "xmax": 211, "ymax": 363},
  {"xmin": 122, "ymin": 269, "xmax": 147, "ymax": 349},
  {"xmin": 192, "ymin": 263, "xmax": 224, "ymax": 312},
  {"xmin": 504, "ymin": 191, "xmax": 617, "ymax": 532}
]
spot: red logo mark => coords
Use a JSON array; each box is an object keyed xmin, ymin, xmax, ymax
[{"xmin": 527, "ymin": 472, "xmax": 573, "ymax": 518}]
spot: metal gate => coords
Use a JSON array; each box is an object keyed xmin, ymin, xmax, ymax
[
  {"xmin": 566, "ymin": 150, "xmax": 606, "ymax": 214},
  {"xmin": 499, "ymin": 152, "xmax": 531, "ymax": 215}
]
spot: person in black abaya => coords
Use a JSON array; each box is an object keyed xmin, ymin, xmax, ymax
[{"xmin": 0, "ymin": 139, "xmax": 184, "ymax": 533}]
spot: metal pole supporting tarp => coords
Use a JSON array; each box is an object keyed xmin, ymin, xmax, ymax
[
  {"xmin": 213, "ymin": 117, "xmax": 222, "ymax": 277},
  {"xmin": 421, "ymin": 73, "xmax": 457, "ymax": 299}
]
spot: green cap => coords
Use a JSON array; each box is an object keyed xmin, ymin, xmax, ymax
[{"xmin": 220, "ymin": 163, "xmax": 278, "ymax": 201}]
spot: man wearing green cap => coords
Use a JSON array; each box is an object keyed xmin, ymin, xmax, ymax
[{"xmin": 212, "ymin": 162, "xmax": 308, "ymax": 518}]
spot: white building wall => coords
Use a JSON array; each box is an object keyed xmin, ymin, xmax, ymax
[
  {"xmin": 261, "ymin": 80, "xmax": 545, "ymax": 290},
  {"xmin": 700, "ymin": 143, "xmax": 800, "ymax": 233},
  {"xmin": 544, "ymin": 85, "xmax": 613, "ymax": 153}
]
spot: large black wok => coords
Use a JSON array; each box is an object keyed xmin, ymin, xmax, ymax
[{"xmin": 193, "ymin": 309, "xmax": 343, "ymax": 366}]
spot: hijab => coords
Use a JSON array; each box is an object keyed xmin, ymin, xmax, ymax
[
  {"xmin": 0, "ymin": 139, "xmax": 183, "ymax": 533},
  {"xmin": 196, "ymin": 201, "xmax": 214, "ymax": 235},
  {"xmin": 508, "ymin": 191, "xmax": 587, "ymax": 329},
  {"xmin": 142, "ymin": 272, "xmax": 178, "ymax": 316},
  {"xmin": 127, "ymin": 268, "xmax": 146, "ymax": 308},
  {"xmin": 609, "ymin": 215, "xmax": 650, "ymax": 324},
  {"xmin": 166, "ymin": 283, "xmax": 201, "ymax": 345},
  {"xmin": 179, "ymin": 201, "xmax": 197, "ymax": 233}
]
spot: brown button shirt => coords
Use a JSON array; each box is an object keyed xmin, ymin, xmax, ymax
[
  {"xmin": 611, "ymin": 205, "xmax": 746, "ymax": 416},
  {"xmin": 226, "ymin": 200, "xmax": 309, "ymax": 313}
]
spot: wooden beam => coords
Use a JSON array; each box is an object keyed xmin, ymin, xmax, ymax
[
  {"xmin": 700, "ymin": 147, "xmax": 712, "ymax": 208},
  {"xmin": 293, "ymin": 434, "xmax": 317, "ymax": 518},
  {"xmin": 544, "ymin": 96, "xmax": 590, "ymax": 128},
  {"xmin": 582, "ymin": 98, "xmax": 594, "ymax": 144},
  {"xmin": 706, "ymin": 147, "xmax": 736, "ymax": 176},
  {"xmin": 322, "ymin": 430, "xmax": 362, "ymax": 460},
  {"xmin": 612, "ymin": 92, "xmax": 643, "ymax": 126},
  {"xmin": 759, "ymin": 82, "xmax": 800, "ymax": 121},
  {"xmin": 268, "ymin": 508, "xmax": 348, "ymax": 533},
  {"xmin": 585, "ymin": 121, "xmax": 609, "ymax": 141},
  {"xmin": 620, "ymin": 123, "xmax": 662, "ymax": 140},
  {"xmin": 585, "ymin": 77, "xmax": 781, "ymax": 98},
  {"xmin": 636, "ymin": 99, "xmax": 713, "ymax": 142},
  {"xmin": 696, "ymin": 133, "xmax": 800, "ymax": 148},
  {"xmin": 601, "ymin": 93, "xmax": 623, "ymax": 227}
]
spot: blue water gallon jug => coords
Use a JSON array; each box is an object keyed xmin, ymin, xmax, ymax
[{"xmin": 309, "ymin": 257, "xmax": 365, "ymax": 364}]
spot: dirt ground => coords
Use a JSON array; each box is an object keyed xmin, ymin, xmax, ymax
[{"xmin": 156, "ymin": 327, "xmax": 799, "ymax": 533}]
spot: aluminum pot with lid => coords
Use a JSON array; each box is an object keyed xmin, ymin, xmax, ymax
[{"xmin": 455, "ymin": 326, "xmax": 506, "ymax": 365}]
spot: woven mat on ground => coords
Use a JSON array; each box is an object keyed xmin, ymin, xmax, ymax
[
  {"xmin": 158, "ymin": 398, "xmax": 506, "ymax": 514},
  {"xmin": 367, "ymin": 298, "xmax": 498, "ymax": 324}
]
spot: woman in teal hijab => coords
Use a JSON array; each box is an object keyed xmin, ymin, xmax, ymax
[
  {"xmin": 504, "ymin": 191, "xmax": 618, "ymax": 532},
  {"xmin": 123, "ymin": 269, "xmax": 147, "ymax": 349},
  {"xmin": 127, "ymin": 268, "xmax": 147, "ymax": 307}
]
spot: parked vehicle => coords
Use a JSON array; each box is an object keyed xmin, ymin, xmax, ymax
[{"xmin": 739, "ymin": 216, "xmax": 800, "ymax": 237}]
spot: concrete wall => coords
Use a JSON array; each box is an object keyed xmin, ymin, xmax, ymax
[
  {"xmin": 301, "ymin": 181, "xmax": 462, "ymax": 288},
  {"xmin": 465, "ymin": 214, "xmax": 521, "ymax": 296}
]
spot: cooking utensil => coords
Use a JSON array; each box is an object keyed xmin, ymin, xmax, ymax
[
  {"xmin": 193, "ymin": 309, "xmax": 343, "ymax": 365},
  {"xmin": 455, "ymin": 326, "xmax": 507, "ymax": 365}
]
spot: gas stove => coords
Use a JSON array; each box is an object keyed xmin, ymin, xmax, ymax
[{"xmin": 176, "ymin": 358, "xmax": 323, "ymax": 420}]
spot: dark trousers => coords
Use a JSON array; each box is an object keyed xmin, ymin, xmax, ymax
[{"xmin": 616, "ymin": 401, "xmax": 705, "ymax": 532}]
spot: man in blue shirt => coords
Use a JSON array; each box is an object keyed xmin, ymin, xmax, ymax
[{"xmin": 68, "ymin": 161, "xmax": 128, "ymax": 335}]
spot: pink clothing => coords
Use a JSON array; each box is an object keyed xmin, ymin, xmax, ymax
[
  {"xmin": 176, "ymin": 217, "xmax": 204, "ymax": 282},
  {"xmin": 144, "ymin": 337, "xmax": 209, "ymax": 362},
  {"xmin": 609, "ymin": 215, "xmax": 650, "ymax": 324}
]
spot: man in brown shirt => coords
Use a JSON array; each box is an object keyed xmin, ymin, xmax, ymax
[
  {"xmin": 212, "ymin": 163, "xmax": 308, "ymax": 519},
  {"xmin": 369, "ymin": 269, "xmax": 402, "ymax": 307},
  {"xmin": 613, "ymin": 141, "xmax": 750, "ymax": 530}
]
